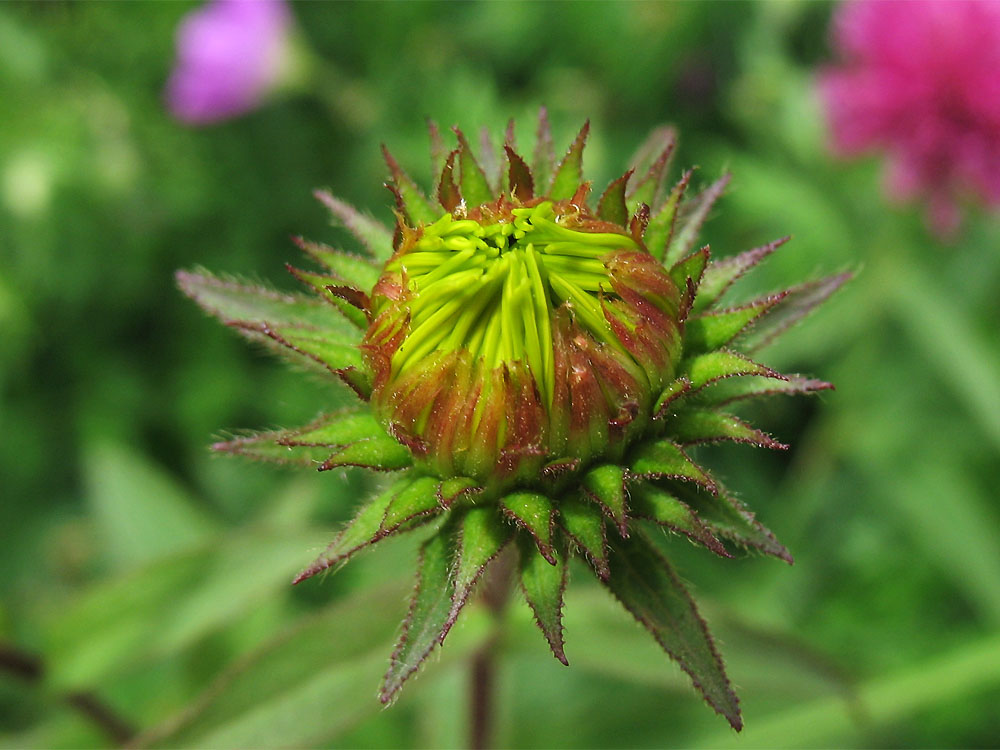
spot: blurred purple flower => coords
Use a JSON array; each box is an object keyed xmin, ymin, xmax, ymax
[
  {"xmin": 819, "ymin": 0, "xmax": 1000, "ymax": 236},
  {"xmin": 166, "ymin": 0, "xmax": 292, "ymax": 125}
]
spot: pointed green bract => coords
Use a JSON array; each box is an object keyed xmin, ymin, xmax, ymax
[
  {"xmin": 548, "ymin": 121, "xmax": 589, "ymax": 199},
  {"xmin": 314, "ymin": 190, "xmax": 394, "ymax": 261},
  {"xmin": 518, "ymin": 534, "xmax": 569, "ymax": 665},
  {"xmin": 453, "ymin": 506, "xmax": 513, "ymax": 601},
  {"xmin": 319, "ymin": 436, "xmax": 412, "ymax": 471},
  {"xmin": 680, "ymin": 349, "xmax": 782, "ymax": 391},
  {"xmin": 293, "ymin": 237, "xmax": 382, "ymax": 291},
  {"xmin": 437, "ymin": 476, "xmax": 480, "ymax": 507},
  {"xmin": 693, "ymin": 237, "xmax": 788, "ymax": 313},
  {"xmin": 212, "ymin": 431, "xmax": 334, "ymax": 467},
  {"xmin": 558, "ymin": 495, "xmax": 610, "ymax": 579},
  {"xmin": 667, "ymin": 409, "xmax": 787, "ymax": 449},
  {"xmin": 665, "ymin": 173, "xmax": 732, "ymax": 265},
  {"xmin": 684, "ymin": 296, "xmax": 783, "ymax": 353},
  {"xmin": 741, "ymin": 272, "xmax": 852, "ymax": 352},
  {"xmin": 654, "ymin": 377, "xmax": 692, "ymax": 418},
  {"xmin": 286, "ymin": 265, "xmax": 369, "ymax": 329},
  {"xmin": 500, "ymin": 492, "xmax": 556, "ymax": 564},
  {"xmin": 629, "ymin": 439, "xmax": 716, "ymax": 493},
  {"xmin": 646, "ymin": 170, "xmax": 692, "ymax": 261},
  {"xmin": 532, "ymin": 107, "xmax": 555, "ymax": 192},
  {"xmin": 693, "ymin": 373, "xmax": 833, "ymax": 407},
  {"xmin": 627, "ymin": 130, "xmax": 675, "ymax": 213},
  {"xmin": 604, "ymin": 531, "xmax": 742, "ymax": 731},
  {"xmin": 669, "ymin": 247, "xmax": 710, "ymax": 295},
  {"xmin": 630, "ymin": 484, "xmax": 730, "ymax": 557},
  {"xmin": 454, "ymin": 128, "xmax": 494, "ymax": 208},
  {"xmin": 382, "ymin": 145, "xmax": 440, "ymax": 226},
  {"xmin": 380, "ymin": 476, "xmax": 442, "ymax": 534},
  {"xmin": 279, "ymin": 410, "xmax": 386, "ymax": 448},
  {"xmin": 597, "ymin": 171, "xmax": 632, "ymax": 225},
  {"xmin": 581, "ymin": 463, "xmax": 629, "ymax": 535},
  {"xmin": 381, "ymin": 530, "xmax": 455, "ymax": 703}
]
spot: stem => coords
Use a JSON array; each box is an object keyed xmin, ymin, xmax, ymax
[{"xmin": 468, "ymin": 546, "xmax": 515, "ymax": 750}]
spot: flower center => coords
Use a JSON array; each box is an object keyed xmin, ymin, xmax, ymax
[{"xmin": 382, "ymin": 201, "xmax": 638, "ymax": 403}]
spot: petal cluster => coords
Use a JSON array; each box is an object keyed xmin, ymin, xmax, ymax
[{"xmin": 819, "ymin": 0, "xmax": 1000, "ymax": 235}]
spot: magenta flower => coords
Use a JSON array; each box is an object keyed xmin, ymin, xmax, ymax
[
  {"xmin": 819, "ymin": 0, "xmax": 1000, "ymax": 236},
  {"xmin": 166, "ymin": 0, "xmax": 292, "ymax": 125}
]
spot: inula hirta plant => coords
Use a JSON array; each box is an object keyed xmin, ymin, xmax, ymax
[{"xmin": 179, "ymin": 113, "xmax": 846, "ymax": 730}]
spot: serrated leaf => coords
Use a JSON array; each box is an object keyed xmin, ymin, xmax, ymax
[
  {"xmin": 604, "ymin": 530, "xmax": 742, "ymax": 730},
  {"xmin": 500, "ymin": 492, "xmax": 556, "ymax": 564},
  {"xmin": 679, "ymin": 349, "xmax": 784, "ymax": 391},
  {"xmin": 292, "ymin": 237, "xmax": 381, "ymax": 292},
  {"xmin": 286, "ymin": 265, "xmax": 368, "ymax": 329},
  {"xmin": 646, "ymin": 169, "xmax": 692, "ymax": 261},
  {"xmin": 665, "ymin": 481, "xmax": 793, "ymax": 563},
  {"xmin": 667, "ymin": 409, "xmax": 788, "ymax": 449},
  {"xmin": 558, "ymin": 495, "xmax": 609, "ymax": 579},
  {"xmin": 630, "ymin": 484, "xmax": 730, "ymax": 558},
  {"xmin": 665, "ymin": 173, "xmax": 732, "ymax": 266},
  {"xmin": 313, "ymin": 190, "xmax": 394, "ymax": 261},
  {"xmin": 597, "ymin": 170, "xmax": 632, "ymax": 225},
  {"xmin": 518, "ymin": 533, "xmax": 569, "ymax": 665},
  {"xmin": 741, "ymin": 272, "xmax": 852, "ymax": 352},
  {"xmin": 684, "ymin": 294, "xmax": 784, "ymax": 353},
  {"xmin": 505, "ymin": 144, "xmax": 534, "ymax": 201},
  {"xmin": 380, "ymin": 476, "xmax": 443, "ymax": 534},
  {"xmin": 380, "ymin": 530, "xmax": 456, "ymax": 703},
  {"xmin": 382, "ymin": 145, "xmax": 439, "ymax": 226},
  {"xmin": 669, "ymin": 246, "xmax": 710, "ymax": 293},
  {"xmin": 693, "ymin": 237, "xmax": 789, "ymax": 313},
  {"xmin": 453, "ymin": 127, "xmax": 493, "ymax": 207},
  {"xmin": 533, "ymin": 107, "xmax": 555, "ymax": 192},
  {"xmin": 318, "ymin": 436, "xmax": 412, "ymax": 472},
  {"xmin": 629, "ymin": 439, "xmax": 717, "ymax": 493},
  {"xmin": 548, "ymin": 121, "xmax": 589, "ymax": 200},
  {"xmin": 581, "ymin": 463, "xmax": 629, "ymax": 536},
  {"xmin": 693, "ymin": 373, "xmax": 834, "ymax": 407}
]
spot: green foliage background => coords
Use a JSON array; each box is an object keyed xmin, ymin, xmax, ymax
[{"xmin": 2, "ymin": 2, "xmax": 999, "ymax": 747}]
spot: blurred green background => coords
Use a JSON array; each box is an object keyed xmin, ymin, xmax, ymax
[{"xmin": 2, "ymin": 1, "xmax": 999, "ymax": 748}]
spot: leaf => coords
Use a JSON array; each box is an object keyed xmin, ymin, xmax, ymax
[
  {"xmin": 558, "ymin": 495, "xmax": 610, "ymax": 580},
  {"xmin": 629, "ymin": 483, "xmax": 730, "ymax": 557},
  {"xmin": 646, "ymin": 169, "xmax": 692, "ymax": 261},
  {"xmin": 380, "ymin": 530, "xmax": 456, "ymax": 703},
  {"xmin": 379, "ymin": 476, "xmax": 443, "ymax": 534},
  {"xmin": 548, "ymin": 120, "xmax": 590, "ymax": 200},
  {"xmin": 692, "ymin": 237, "xmax": 789, "ymax": 314},
  {"xmin": 684, "ymin": 295, "xmax": 784, "ymax": 353},
  {"xmin": 581, "ymin": 463, "xmax": 629, "ymax": 536},
  {"xmin": 292, "ymin": 236, "xmax": 381, "ymax": 292},
  {"xmin": 453, "ymin": 127, "xmax": 494, "ymax": 207},
  {"xmin": 741, "ymin": 272, "xmax": 852, "ymax": 352},
  {"xmin": 532, "ymin": 106, "xmax": 555, "ymax": 193},
  {"xmin": 665, "ymin": 481, "xmax": 793, "ymax": 563},
  {"xmin": 445, "ymin": 506, "xmax": 514, "ymax": 639},
  {"xmin": 596, "ymin": 170, "xmax": 632, "ymax": 225},
  {"xmin": 313, "ymin": 189, "xmax": 394, "ymax": 261},
  {"xmin": 381, "ymin": 145, "xmax": 439, "ymax": 226},
  {"xmin": 679, "ymin": 349, "xmax": 785, "ymax": 391},
  {"xmin": 665, "ymin": 173, "xmax": 732, "ymax": 266},
  {"xmin": 518, "ymin": 534, "xmax": 569, "ymax": 665},
  {"xmin": 603, "ymin": 530, "xmax": 742, "ymax": 730},
  {"xmin": 318, "ymin": 437, "xmax": 412, "ymax": 472},
  {"xmin": 628, "ymin": 439, "xmax": 717, "ymax": 494},
  {"xmin": 667, "ymin": 409, "xmax": 788, "ymax": 450},
  {"xmin": 500, "ymin": 492, "xmax": 556, "ymax": 564}
]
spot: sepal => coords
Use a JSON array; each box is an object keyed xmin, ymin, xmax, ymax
[
  {"xmin": 581, "ymin": 463, "xmax": 629, "ymax": 537},
  {"xmin": 382, "ymin": 145, "xmax": 439, "ymax": 226},
  {"xmin": 683, "ymin": 294, "xmax": 785, "ymax": 353},
  {"xmin": 500, "ymin": 492, "xmax": 557, "ymax": 565},
  {"xmin": 629, "ymin": 439, "xmax": 717, "ymax": 494},
  {"xmin": 667, "ymin": 409, "xmax": 789, "ymax": 450},
  {"xmin": 629, "ymin": 484, "xmax": 730, "ymax": 558},
  {"xmin": 292, "ymin": 236, "xmax": 381, "ymax": 291},
  {"xmin": 445, "ymin": 506, "xmax": 514, "ymax": 638},
  {"xmin": 314, "ymin": 189, "xmax": 394, "ymax": 261},
  {"xmin": 518, "ymin": 533, "xmax": 569, "ymax": 665},
  {"xmin": 548, "ymin": 120, "xmax": 590, "ymax": 199},
  {"xmin": 557, "ymin": 495, "xmax": 610, "ymax": 579},
  {"xmin": 665, "ymin": 173, "xmax": 732, "ymax": 265},
  {"xmin": 740, "ymin": 272, "xmax": 852, "ymax": 352},
  {"xmin": 693, "ymin": 237, "xmax": 789, "ymax": 313}
]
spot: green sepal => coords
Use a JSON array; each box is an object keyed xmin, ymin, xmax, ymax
[
  {"xmin": 630, "ymin": 483, "xmax": 731, "ymax": 558},
  {"xmin": 741, "ymin": 272, "xmax": 852, "ymax": 352},
  {"xmin": 437, "ymin": 476, "xmax": 481, "ymax": 508},
  {"xmin": 500, "ymin": 491, "xmax": 556, "ymax": 564},
  {"xmin": 532, "ymin": 107, "xmax": 555, "ymax": 194},
  {"xmin": 453, "ymin": 127, "xmax": 494, "ymax": 207},
  {"xmin": 679, "ymin": 349, "xmax": 784, "ymax": 392},
  {"xmin": 548, "ymin": 120, "xmax": 590, "ymax": 200},
  {"xmin": 443, "ymin": 506, "xmax": 514, "ymax": 639},
  {"xmin": 518, "ymin": 533, "xmax": 569, "ymax": 665},
  {"xmin": 292, "ymin": 236, "xmax": 382, "ymax": 292},
  {"xmin": 380, "ymin": 476, "xmax": 443, "ymax": 534},
  {"xmin": 597, "ymin": 170, "xmax": 633, "ymax": 225},
  {"xmin": 692, "ymin": 237, "xmax": 788, "ymax": 314},
  {"xmin": 604, "ymin": 530, "xmax": 742, "ymax": 731},
  {"xmin": 683, "ymin": 295, "xmax": 784, "ymax": 354},
  {"xmin": 693, "ymin": 374, "xmax": 833, "ymax": 407},
  {"xmin": 277, "ymin": 409, "xmax": 387, "ymax": 448},
  {"xmin": 667, "ymin": 409, "xmax": 788, "ymax": 450},
  {"xmin": 286, "ymin": 265, "xmax": 369, "ymax": 329},
  {"xmin": 293, "ymin": 477, "xmax": 430, "ymax": 584},
  {"xmin": 646, "ymin": 169, "xmax": 692, "ymax": 262},
  {"xmin": 653, "ymin": 377, "xmax": 692, "ymax": 419},
  {"xmin": 314, "ymin": 189, "xmax": 394, "ymax": 262},
  {"xmin": 211, "ymin": 431, "xmax": 334, "ymax": 467},
  {"xmin": 626, "ymin": 128, "xmax": 675, "ymax": 213},
  {"xmin": 382, "ymin": 145, "xmax": 440, "ymax": 226},
  {"xmin": 319, "ymin": 436, "xmax": 412, "ymax": 472},
  {"xmin": 629, "ymin": 439, "xmax": 717, "ymax": 494},
  {"xmin": 581, "ymin": 463, "xmax": 629, "ymax": 537},
  {"xmin": 557, "ymin": 495, "xmax": 610, "ymax": 580},
  {"xmin": 665, "ymin": 173, "xmax": 731, "ymax": 266},
  {"xmin": 380, "ymin": 528, "xmax": 456, "ymax": 703},
  {"xmin": 665, "ymin": 481, "xmax": 793, "ymax": 563},
  {"xmin": 669, "ymin": 246, "xmax": 710, "ymax": 296}
]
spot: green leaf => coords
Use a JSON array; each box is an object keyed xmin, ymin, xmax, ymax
[
  {"xmin": 292, "ymin": 236, "xmax": 382, "ymax": 292},
  {"xmin": 667, "ymin": 409, "xmax": 787, "ymax": 449},
  {"xmin": 741, "ymin": 272, "xmax": 852, "ymax": 352},
  {"xmin": 684, "ymin": 295, "xmax": 783, "ymax": 353},
  {"xmin": 318, "ymin": 436, "xmax": 412, "ymax": 472},
  {"xmin": 581, "ymin": 463, "xmax": 629, "ymax": 536},
  {"xmin": 453, "ymin": 127, "xmax": 494, "ymax": 207},
  {"xmin": 629, "ymin": 483, "xmax": 729, "ymax": 558},
  {"xmin": 381, "ymin": 145, "xmax": 439, "ymax": 226},
  {"xmin": 314, "ymin": 189, "xmax": 394, "ymax": 261},
  {"xmin": 285, "ymin": 265, "xmax": 369, "ymax": 329},
  {"xmin": 379, "ymin": 476, "xmax": 442, "ymax": 534},
  {"xmin": 380, "ymin": 530, "xmax": 456, "ymax": 703},
  {"xmin": 604, "ymin": 531, "xmax": 742, "ymax": 730},
  {"xmin": 532, "ymin": 106, "xmax": 555, "ymax": 193},
  {"xmin": 548, "ymin": 120, "xmax": 589, "ymax": 200},
  {"xmin": 519, "ymin": 534, "xmax": 569, "ymax": 665},
  {"xmin": 500, "ymin": 491, "xmax": 556, "ymax": 564},
  {"xmin": 665, "ymin": 173, "xmax": 731, "ymax": 266},
  {"xmin": 665, "ymin": 481, "xmax": 792, "ymax": 563},
  {"xmin": 445, "ymin": 506, "xmax": 514, "ymax": 637},
  {"xmin": 679, "ymin": 349, "xmax": 784, "ymax": 391},
  {"xmin": 278, "ymin": 409, "xmax": 388, "ymax": 448},
  {"xmin": 692, "ymin": 373, "xmax": 833, "ymax": 407},
  {"xmin": 629, "ymin": 439, "xmax": 717, "ymax": 494},
  {"xmin": 597, "ymin": 170, "xmax": 632, "ymax": 225},
  {"xmin": 653, "ymin": 377, "xmax": 692, "ymax": 419},
  {"xmin": 646, "ymin": 169, "xmax": 692, "ymax": 261},
  {"xmin": 692, "ymin": 237, "xmax": 788, "ymax": 314},
  {"xmin": 557, "ymin": 495, "xmax": 609, "ymax": 580}
]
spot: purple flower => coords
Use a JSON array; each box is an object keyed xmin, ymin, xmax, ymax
[
  {"xmin": 166, "ymin": 0, "xmax": 292, "ymax": 125},
  {"xmin": 819, "ymin": 0, "xmax": 1000, "ymax": 236}
]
